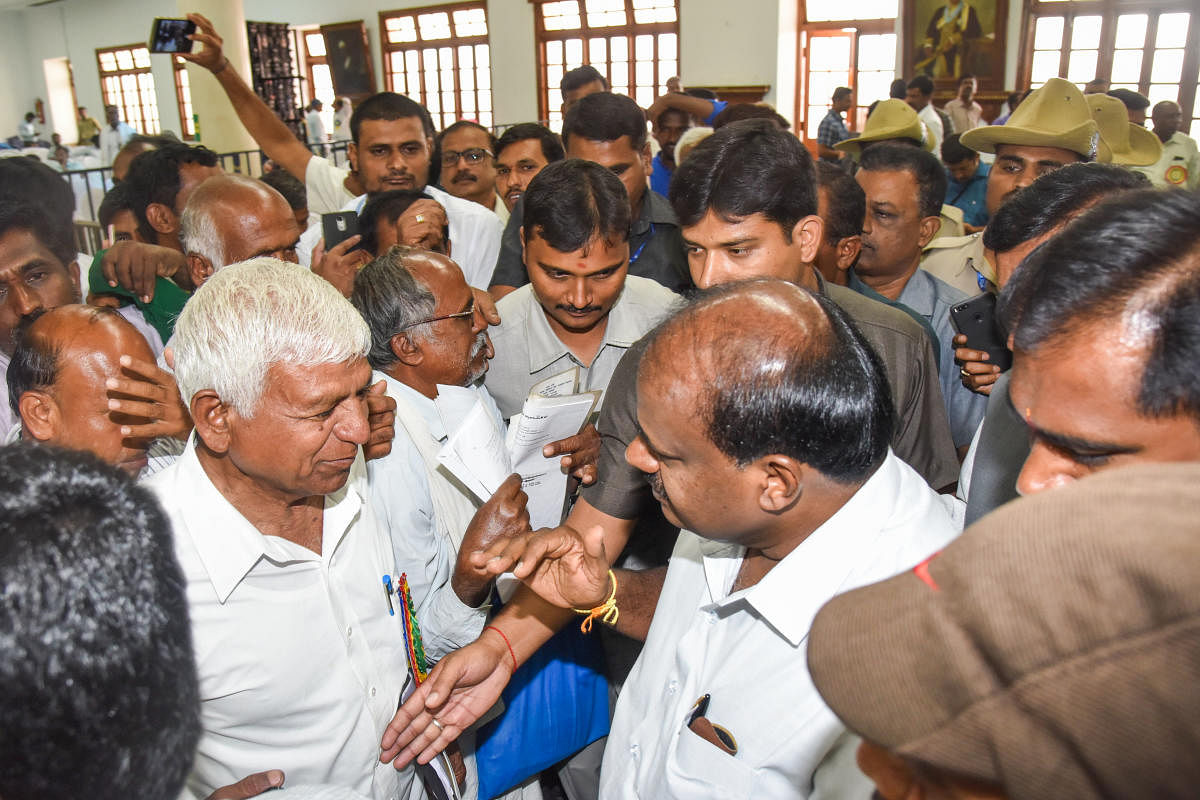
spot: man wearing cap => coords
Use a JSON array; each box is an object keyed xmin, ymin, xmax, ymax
[
  {"xmin": 1107, "ymin": 87, "xmax": 1151, "ymax": 125},
  {"xmin": 1134, "ymin": 101, "xmax": 1199, "ymax": 190},
  {"xmin": 1086, "ymin": 92, "xmax": 1161, "ymax": 168},
  {"xmin": 807, "ymin": 461, "xmax": 1200, "ymax": 800},
  {"xmin": 921, "ymin": 77, "xmax": 1107, "ymax": 296}
]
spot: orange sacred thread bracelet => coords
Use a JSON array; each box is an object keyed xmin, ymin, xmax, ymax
[{"xmin": 573, "ymin": 569, "xmax": 619, "ymax": 633}]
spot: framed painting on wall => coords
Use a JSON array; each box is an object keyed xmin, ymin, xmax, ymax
[
  {"xmin": 905, "ymin": 0, "xmax": 1007, "ymax": 89},
  {"xmin": 321, "ymin": 20, "xmax": 376, "ymax": 102}
]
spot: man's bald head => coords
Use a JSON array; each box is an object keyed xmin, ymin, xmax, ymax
[
  {"xmin": 181, "ymin": 174, "xmax": 301, "ymax": 288},
  {"xmin": 1151, "ymin": 101, "xmax": 1184, "ymax": 141},
  {"xmin": 8, "ymin": 305, "xmax": 156, "ymax": 475},
  {"xmin": 640, "ymin": 279, "xmax": 894, "ymax": 483}
]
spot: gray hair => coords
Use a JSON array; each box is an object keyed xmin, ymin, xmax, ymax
[
  {"xmin": 350, "ymin": 246, "xmax": 439, "ymax": 370},
  {"xmin": 173, "ymin": 257, "xmax": 370, "ymax": 417},
  {"xmin": 180, "ymin": 174, "xmax": 271, "ymax": 271}
]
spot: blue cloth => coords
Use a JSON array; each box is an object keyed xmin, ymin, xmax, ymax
[
  {"xmin": 650, "ymin": 151, "xmax": 672, "ymax": 196},
  {"xmin": 701, "ymin": 99, "xmax": 728, "ymax": 126},
  {"xmin": 945, "ymin": 162, "xmax": 990, "ymax": 228}
]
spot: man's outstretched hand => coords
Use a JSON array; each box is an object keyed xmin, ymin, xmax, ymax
[
  {"xmin": 380, "ymin": 630, "xmax": 516, "ymax": 769},
  {"xmin": 469, "ymin": 524, "xmax": 610, "ymax": 611},
  {"xmin": 182, "ymin": 13, "xmax": 227, "ymax": 73}
]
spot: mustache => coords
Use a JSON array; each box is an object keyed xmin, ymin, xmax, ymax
[
  {"xmin": 646, "ymin": 471, "xmax": 668, "ymax": 502},
  {"xmin": 451, "ymin": 172, "xmax": 478, "ymax": 183},
  {"xmin": 470, "ymin": 332, "xmax": 488, "ymax": 359},
  {"xmin": 557, "ymin": 303, "xmax": 601, "ymax": 314}
]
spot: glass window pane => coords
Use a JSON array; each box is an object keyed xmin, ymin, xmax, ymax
[
  {"xmin": 458, "ymin": 44, "xmax": 474, "ymax": 70},
  {"xmin": 1034, "ymin": 16, "xmax": 1064, "ymax": 50},
  {"xmin": 306, "ymin": 33, "xmax": 326, "ymax": 57},
  {"xmin": 418, "ymin": 12, "xmax": 452, "ymax": 41},
  {"xmin": 632, "ymin": 0, "xmax": 677, "ymax": 25},
  {"xmin": 133, "ymin": 48, "xmax": 151, "ymax": 68},
  {"xmin": 804, "ymin": 0, "xmax": 897, "ymax": 22},
  {"xmin": 565, "ymin": 38, "xmax": 584, "ymax": 67},
  {"xmin": 1071, "ymin": 16, "xmax": 1102, "ymax": 49},
  {"xmin": 546, "ymin": 40, "xmax": 563, "ymax": 66},
  {"xmin": 1150, "ymin": 49, "xmax": 1184, "ymax": 83},
  {"xmin": 452, "ymin": 8, "xmax": 488, "ymax": 38},
  {"xmin": 857, "ymin": 33, "xmax": 896, "ymax": 72},
  {"xmin": 116, "ymin": 50, "xmax": 134, "ymax": 70},
  {"xmin": 387, "ymin": 16, "xmax": 418, "ymax": 44},
  {"xmin": 858, "ymin": 70, "xmax": 894, "ymax": 109},
  {"xmin": 635, "ymin": 86, "xmax": 654, "ymax": 106},
  {"xmin": 1110, "ymin": 50, "xmax": 1142, "ymax": 84},
  {"xmin": 1067, "ymin": 50, "xmax": 1098, "ymax": 83},
  {"xmin": 99, "ymin": 52, "xmax": 117, "ymax": 72},
  {"xmin": 586, "ymin": 0, "xmax": 626, "ymax": 28},
  {"xmin": 1147, "ymin": 84, "xmax": 1178, "ymax": 107},
  {"xmin": 391, "ymin": 54, "xmax": 406, "ymax": 92},
  {"xmin": 811, "ymin": 35, "xmax": 852, "ymax": 66},
  {"xmin": 589, "ymin": 37, "xmax": 607, "ymax": 63},
  {"xmin": 475, "ymin": 44, "xmax": 489, "ymax": 68},
  {"xmin": 1031, "ymin": 50, "xmax": 1061, "ymax": 84},
  {"xmin": 635, "ymin": 34, "xmax": 654, "ymax": 60},
  {"xmin": 1114, "ymin": 14, "xmax": 1147, "ymax": 50},
  {"xmin": 1156, "ymin": 13, "xmax": 1190, "ymax": 49},
  {"xmin": 635, "ymin": 59, "xmax": 654, "ymax": 86},
  {"xmin": 543, "ymin": 2, "xmax": 582, "ymax": 32},
  {"xmin": 610, "ymin": 36, "xmax": 628, "ymax": 61},
  {"xmin": 657, "ymin": 33, "xmax": 677, "ymax": 61},
  {"xmin": 477, "ymin": 64, "xmax": 491, "ymax": 91}
]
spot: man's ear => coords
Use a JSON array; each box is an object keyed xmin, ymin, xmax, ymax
[
  {"xmin": 347, "ymin": 141, "xmax": 358, "ymax": 173},
  {"xmin": 756, "ymin": 454, "xmax": 804, "ymax": 514},
  {"xmin": 189, "ymin": 389, "xmax": 232, "ymax": 454},
  {"xmin": 391, "ymin": 332, "xmax": 424, "ymax": 367},
  {"xmin": 640, "ymin": 141, "xmax": 653, "ymax": 173},
  {"xmin": 917, "ymin": 215, "xmax": 942, "ymax": 248},
  {"xmin": 790, "ymin": 214, "xmax": 825, "ymax": 266},
  {"xmin": 835, "ymin": 235, "xmax": 862, "ymax": 272},
  {"xmin": 856, "ymin": 741, "xmax": 927, "ymax": 800},
  {"xmin": 145, "ymin": 202, "xmax": 177, "ymax": 236},
  {"xmin": 186, "ymin": 253, "xmax": 214, "ymax": 290},
  {"xmin": 17, "ymin": 391, "xmax": 59, "ymax": 443}
]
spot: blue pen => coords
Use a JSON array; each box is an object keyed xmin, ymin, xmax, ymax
[{"xmin": 382, "ymin": 575, "xmax": 395, "ymax": 615}]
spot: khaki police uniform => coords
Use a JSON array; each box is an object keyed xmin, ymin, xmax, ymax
[{"xmin": 921, "ymin": 231, "xmax": 995, "ymax": 296}]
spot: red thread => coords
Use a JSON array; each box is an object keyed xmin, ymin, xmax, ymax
[
  {"xmin": 484, "ymin": 625, "xmax": 518, "ymax": 672},
  {"xmin": 913, "ymin": 553, "xmax": 941, "ymax": 591}
]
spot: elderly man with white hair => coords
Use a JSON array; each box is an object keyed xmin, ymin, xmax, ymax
[{"xmin": 143, "ymin": 258, "xmax": 491, "ymax": 800}]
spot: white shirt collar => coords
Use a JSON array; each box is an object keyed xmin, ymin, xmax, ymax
[
  {"xmin": 174, "ymin": 436, "xmax": 367, "ymax": 603},
  {"xmin": 699, "ymin": 451, "xmax": 907, "ymax": 646}
]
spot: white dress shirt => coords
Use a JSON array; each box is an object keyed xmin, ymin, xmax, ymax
[
  {"xmin": 301, "ymin": 156, "xmax": 503, "ymax": 290},
  {"xmin": 367, "ymin": 371, "xmax": 494, "ymax": 658},
  {"xmin": 918, "ymin": 103, "xmax": 945, "ymax": 156},
  {"xmin": 484, "ymin": 275, "xmax": 679, "ymax": 419},
  {"xmin": 599, "ymin": 451, "xmax": 960, "ymax": 799},
  {"xmin": 144, "ymin": 439, "xmax": 439, "ymax": 800}
]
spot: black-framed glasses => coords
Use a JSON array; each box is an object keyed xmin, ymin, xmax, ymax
[
  {"xmin": 440, "ymin": 147, "xmax": 492, "ymax": 167},
  {"xmin": 400, "ymin": 298, "xmax": 475, "ymax": 330}
]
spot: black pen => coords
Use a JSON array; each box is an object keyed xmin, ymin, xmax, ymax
[{"xmin": 687, "ymin": 693, "xmax": 711, "ymax": 726}]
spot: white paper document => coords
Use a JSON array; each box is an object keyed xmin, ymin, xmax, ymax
[{"xmin": 433, "ymin": 369, "xmax": 600, "ymax": 528}]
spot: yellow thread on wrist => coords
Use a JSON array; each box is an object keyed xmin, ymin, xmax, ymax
[{"xmin": 573, "ymin": 569, "xmax": 618, "ymax": 633}]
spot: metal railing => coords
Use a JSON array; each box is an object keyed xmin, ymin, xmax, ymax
[{"xmin": 61, "ymin": 141, "xmax": 351, "ymax": 228}]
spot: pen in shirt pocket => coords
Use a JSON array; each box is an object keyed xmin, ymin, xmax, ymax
[
  {"xmin": 686, "ymin": 693, "xmax": 738, "ymax": 756},
  {"xmin": 383, "ymin": 574, "xmax": 396, "ymax": 616}
]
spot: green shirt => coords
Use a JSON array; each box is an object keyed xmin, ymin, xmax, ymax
[{"xmin": 87, "ymin": 250, "xmax": 190, "ymax": 342}]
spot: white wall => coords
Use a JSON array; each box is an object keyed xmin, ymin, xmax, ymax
[
  {"xmin": 0, "ymin": 10, "xmax": 36, "ymax": 141},
  {"xmin": 680, "ymin": 0, "xmax": 783, "ymax": 105}
]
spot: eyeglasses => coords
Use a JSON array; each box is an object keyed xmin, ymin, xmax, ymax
[
  {"xmin": 440, "ymin": 147, "xmax": 493, "ymax": 167},
  {"xmin": 400, "ymin": 298, "xmax": 475, "ymax": 330}
]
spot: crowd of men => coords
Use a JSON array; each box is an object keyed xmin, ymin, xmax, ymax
[{"xmin": 2, "ymin": 9, "xmax": 1199, "ymax": 800}]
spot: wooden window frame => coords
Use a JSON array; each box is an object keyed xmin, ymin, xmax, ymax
[
  {"xmin": 173, "ymin": 57, "xmax": 195, "ymax": 140},
  {"xmin": 795, "ymin": 16, "xmax": 895, "ymax": 144},
  {"xmin": 379, "ymin": 1, "xmax": 492, "ymax": 128},
  {"xmin": 533, "ymin": 0, "xmax": 680, "ymax": 126},
  {"xmin": 1018, "ymin": 0, "xmax": 1199, "ymax": 129},
  {"xmin": 95, "ymin": 43, "xmax": 160, "ymax": 135}
]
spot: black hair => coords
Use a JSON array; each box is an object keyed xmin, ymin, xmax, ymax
[
  {"xmin": 907, "ymin": 75, "xmax": 934, "ymax": 97},
  {"xmin": 858, "ymin": 144, "xmax": 946, "ymax": 218},
  {"xmin": 7, "ymin": 309, "xmax": 55, "ymax": 417},
  {"xmin": 122, "ymin": 142, "xmax": 219, "ymax": 242},
  {"xmin": 940, "ymin": 133, "xmax": 977, "ymax": 165},
  {"xmin": 259, "ymin": 169, "xmax": 307, "ymax": 212},
  {"xmin": 984, "ymin": 163, "xmax": 1148, "ymax": 254},
  {"xmin": 357, "ymin": 190, "xmax": 445, "ymax": 256},
  {"xmin": 0, "ymin": 443, "xmax": 199, "ymax": 800},
  {"xmin": 889, "ymin": 79, "xmax": 909, "ymax": 99},
  {"xmin": 1107, "ymin": 88, "xmax": 1151, "ymax": 112},
  {"xmin": 685, "ymin": 87, "xmax": 717, "ymax": 100},
  {"xmin": 349, "ymin": 92, "xmax": 436, "ymax": 142},
  {"xmin": 437, "ymin": 119, "xmax": 498, "ymax": 151},
  {"xmin": 0, "ymin": 199, "xmax": 76, "ymax": 271},
  {"xmin": 643, "ymin": 281, "xmax": 893, "ymax": 483},
  {"xmin": 562, "ymin": 92, "xmax": 647, "ymax": 151},
  {"xmin": 495, "ymin": 122, "xmax": 565, "ymax": 165},
  {"xmin": 671, "ymin": 119, "xmax": 817, "ymax": 239},
  {"xmin": 560, "ymin": 65, "xmax": 609, "ymax": 94},
  {"xmin": 97, "ymin": 184, "xmax": 133, "ymax": 229},
  {"xmin": 832, "ymin": 86, "xmax": 853, "ymax": 102},
  {"xmin": 0, "ymin": 156, "xmax": 75, "ymax": 229},
  {"xmin": 1000, "ymin": 189, "xmax": 1200, "ymax": 424},
  {"xmin": 710, "ymin": 103, "xmax": 791, "ymax": 131},
  {"xmin": 521, "ymin": 158, "xmax": 631, "ymax": 253},
  {"xmin": 815, "ymin": 162, "xmax": 865, "ymax": 245}
]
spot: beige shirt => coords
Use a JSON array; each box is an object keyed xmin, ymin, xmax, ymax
[
  {"xmin": 1133, "ymin": 131, "xmax": 1199, "ymax": 190},
  {"xmin": 944, "ymin": 97, "xmax": 984, "ymax": 133},
  {"xmin": 921, "ymin": 231, "xmax": 996, "ymax": 296},
  {"xmin": 484, "ymin": 275, "xmax": 679, "ymax": 419}
]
